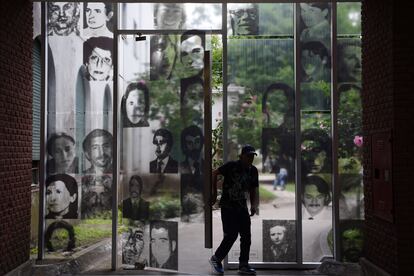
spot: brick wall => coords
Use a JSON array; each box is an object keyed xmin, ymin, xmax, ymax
[
  {"xmin": 361, "ymin": 0, "xmax": 396, "ymax": 273},
  {"xmin": 0, "ymin": 0, "xmax": 33, "ymax": 274},
  {"xmin": 392, "ymin": 3, "xmax": 414, "ymax": 275},
  {"xmin": 362, "ymin": 1, "xmax": 414, "ymax": 275}
]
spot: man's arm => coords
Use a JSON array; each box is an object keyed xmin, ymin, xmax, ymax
[
  {"xmin": 249, "ymin": 187, "xmax": 258, "ymax": 216},
  {"xmin": 211, "ymin": 169, "xmax": 220, "ymax": 206},
  {"xmin": 249, "ymin": 168, "xmax": 259, "ymax": 216}
]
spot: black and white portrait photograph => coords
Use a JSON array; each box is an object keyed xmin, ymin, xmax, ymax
[
  {"xmin": 338, "ymin": 39, "xmax": 361, "ymax": 83},
  {"xmin": 180, "ymin": 76, "xmax": 204, "ymax": 125},
  {"xmin": 302, "ymin": 175, "xmax": 332, "ymax": 220},
  {"xmin": 150, "ymin": 221, "xmax": 178, "ymax": 270},
  {"xmin": 47, "ymin": 2, "xmax": 80, "ymax": 36},
  {"xmin": 150, "ymin": 128, "xmax": 178, "ymax": 174},
  {"xmin": 83, "ymin": 37, "xmax": 113, "ymax": 81},
  {"xmin": 121, "ymin": 81, "xmax": 150, "ymax": 128},
  {"xmin": 46, "ymin": 132, "xmax": 79, "ymax": 175},
  {"xmin": 81, "ymin": 174, "xmax": 112, "ymax": 219},
  {"xmin": 300, "ymin": 41, "xmax": 331, "ymax": 83},
  {"xmin": 45, "ymin": 174, "xmax": 79, "ymax": 219},
  {"xmin": 299, "ymin": 3, "xmax": 330, "ymax": 49},
  {"xmin": 228, "ymin": 3, "xmax": 259, "ymax": 36},
  {"xmin": 45, "ymin": 221, "xmax": 76, "ymax": 252},
  {"xmin": 263, "ymin": 220, "xmax": 296, "ymax": 262},
  {"xmin": 340, "ymin": 220, "xmax": 363, "ymax": 263},
  {"xmin": 122, "ymin": 220, "xmax": 148, "ymax": 269},
  {"xmin": 301, "ymin": 128, "xmax": 332, "ymax": 176},
  {"xmin": 150, "ymin": 35, "xmax": 178, "ymax": 80},
  {"xmin": 180, "ymin": 125, "xmax": 204, "ymax": 175},
  {"xmin": 338, "ymin": 173, "xmax": 364, "ymax": 220},
  {"xmin": 179, "ymin": 31, "xmax": 205, "ymax": 79},
  {"xmin": 122, "ymin": 175, "xmax": 150, "ymax": 221},
  {"xmin": 83, "ymin": 2, "xmax": 113, "ymax": 38},
  {"xmin": 262, "ymin": 82, "xmax": 295, "ymax": 129},
  {"xmin": 181, "ymin": 174, "xmax": 203, "ymax": 222},
  {"xmin": 82, "ymin": 129, "xmax": 113, "ymax": 174},
  {"xmin": 154, "ymin": 3, "xmax": 186, "ymax": 30}
]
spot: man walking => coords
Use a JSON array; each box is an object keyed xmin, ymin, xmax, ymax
[{"xmin": 210, "ymin": 145, "xmax": 259, "ymax": 275}]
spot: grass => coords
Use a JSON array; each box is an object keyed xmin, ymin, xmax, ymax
[
  {"xmin": 285, "ymin": 182, "xmax": 295, "ymax": 193},
  {"xmin": 30, "ymin": 219, "xmax": 113, "ymax": 254},
  {"xmin": 73, "ymin": 222, "xmax": 112, "ymax": 249},
  {"xmin": 259, "ymin": 186, "xmax": 277, "ymax": 202}
]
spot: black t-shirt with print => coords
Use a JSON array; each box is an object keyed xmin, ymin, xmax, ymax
[{"xmin": 218, "ymin": 160, "xmax": 259, "ymax": 208}]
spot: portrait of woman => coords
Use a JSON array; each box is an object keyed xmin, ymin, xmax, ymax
[
  {"xmin": 46, "ymin": 132, "xmax": 79, "ymax": 175},
  {"xmin": 45, "ymin": 174, "xmax": 79, "ymax": 219},
  {"xmin": 121, "ymin": 81, "xmax": 150, "ymax": 128}
]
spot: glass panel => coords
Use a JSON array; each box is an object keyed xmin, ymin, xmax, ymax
[
  {"xmin": 337, "ymin": 2, "xmax": 363, "ymax": 263},
  {"xmin": 337, "ymin": 2, "xmax": 361, "ymax": 36},
  {"xmin": 120, "ymin": 3, "xmax": 222, "ymax": 30},
  {"xmin": 299, "ymin": 2, "xmax": 333, "ymax": 262},
  {"xmin": 118, "ymin": 32, "xmax": 211, "ymax": 273},
  {"xmin": 228, "ymin": 3, "xmax": 294, "ymax": 36},
  {"xmin": 226, "ymin": 3, "xmax": 296, "ymax": 264},
  {"xmin": 44, "ymin": 2, "xmax": 114, "ymax": 262}
]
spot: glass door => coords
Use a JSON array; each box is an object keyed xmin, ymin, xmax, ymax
[
  {"xmin": 116, "ymin": 3, "xmax": 223, "ymax": 273},
  {"xmin": 224, "ymin": 2, "xmax": 336, "ymax": 268},
  {"xmin": 225, "ymin": 2, "xmax": 300, "ymax": 267}
]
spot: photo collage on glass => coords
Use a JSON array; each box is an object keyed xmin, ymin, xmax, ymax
[
  {"xmin": 337, "ymin": 2, "xmax": 363, "ymax": 263},
  {"xmin": 226, "ymin": 3, "xmax": 297, "ymax": 263},
  {"xmin": 45, "ymin": 2, "xmax": 114, "ymax": 254},
  {"xmin": 298, "ymin": 3, "xmax": 333, "ymax": 263},
  {"xmin": 119, "ymin": 3, "xmax": 207, "ymax": 270}
]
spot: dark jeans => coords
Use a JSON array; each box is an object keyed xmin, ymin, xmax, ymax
[{"xmin": 214, "ymin": 205, "xmax": 251, "ymax": 265}]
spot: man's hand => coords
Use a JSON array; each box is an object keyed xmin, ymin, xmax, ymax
[{"xmin": 250, "ymin": 206, "xmax": 257, "ymax": 216}]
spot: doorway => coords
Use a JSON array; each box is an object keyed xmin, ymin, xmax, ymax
[{"xmin": 38, "ymin": 1, "xmax": 363, "ymax": 273}]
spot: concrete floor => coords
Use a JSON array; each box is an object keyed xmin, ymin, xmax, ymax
[{"xmin": 30, "ymin": 181, "xmax": 344, "ymax": 276}]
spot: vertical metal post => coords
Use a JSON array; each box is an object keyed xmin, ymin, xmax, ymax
[
  {"xmin": 204, "ymin": 50, "xmax": 213, "ymax": 249},
  {"xmin": 294, "ymin": 2, "xmax": 303, "ymax": 265},
  {"xmin": 37, "ymin": 1, "xmax": 47, "ymax": 261},
  {"xmin": 222, "ymin": 3, "xmax": 228, "ymax": 163},
  {"xmin": 331, "ymin": 1, "xmax": 341, "ymax": 262},
  {"xmin": 222, "ymin": 3, "xmax": 229, "ymax": 269},
  {"xmin": 111, "ymin": 2, "xmax": 119, "ymax": 271}
]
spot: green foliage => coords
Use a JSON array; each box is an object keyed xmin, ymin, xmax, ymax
[
  {"xmin": 73, "ymin": 223, "xmax": 112, "ymax": 248},
  {"xmin": 149, "ymin": 196, "xmax": 181, "ymax": 220},
  {"xmin": 228, "ymin": 39, "xmax": 294, "ymax": 92},
  {"xmin": 45, "ymin": 220, "xmax": 112, "ymax": 252},
  {"xmin": 259, "ymin": 4, "xmax": 294, "ymax": 36},
  {"xmin": 301, "ymin": 111, "xmax": 331, "ymax": 133},
  {"xmin": 81, "ymin": 218, "xmax": 112, "ymax": 225},
  {"xmin": 212, "ymin": 119, "xmax": 224, "ymax": 169},
  {"xmin": 338, "ymin": 86, "xmax": 362, "ymax": 159},
  {"xmin": 228, "ymin": 93, "xmax": 263, "ymax": 150},
  {"xmin": 211, "ymin": 35, "xmax": 223, "ymax": 91},
  {"xmin": 339, "ymin": 157, "xmax": 362, "ymax": 174},
  {"xmin": 30, "ymin": 246, "xmax": 38, "ymax": 255},
  {"xmin": 337, "ymin": 3, "xmax": 361, "ymax": 35},
  {"xmin": 284, "ymin": 182, "xmax": 296, "ymax": 193},
  {"xmin": 258, "ymin": 186, "xmax": 277, "ymax": 203},
  {"xmin": 226, "ymin": 37, "xmax": 294, "ymax": 151}
]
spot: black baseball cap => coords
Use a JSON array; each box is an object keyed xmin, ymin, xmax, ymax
[{"xmin": 241, "ymin": 144, "xmax": 257, "ymax": 156}]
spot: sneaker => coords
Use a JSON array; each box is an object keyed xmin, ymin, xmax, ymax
[
  {"xmin": 238, "ymin": 265, "xmax": 256, "ymax": 275},
  {"xmin": 209, "ymin": 255, "xmax": 224, "ymax": 274}
]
